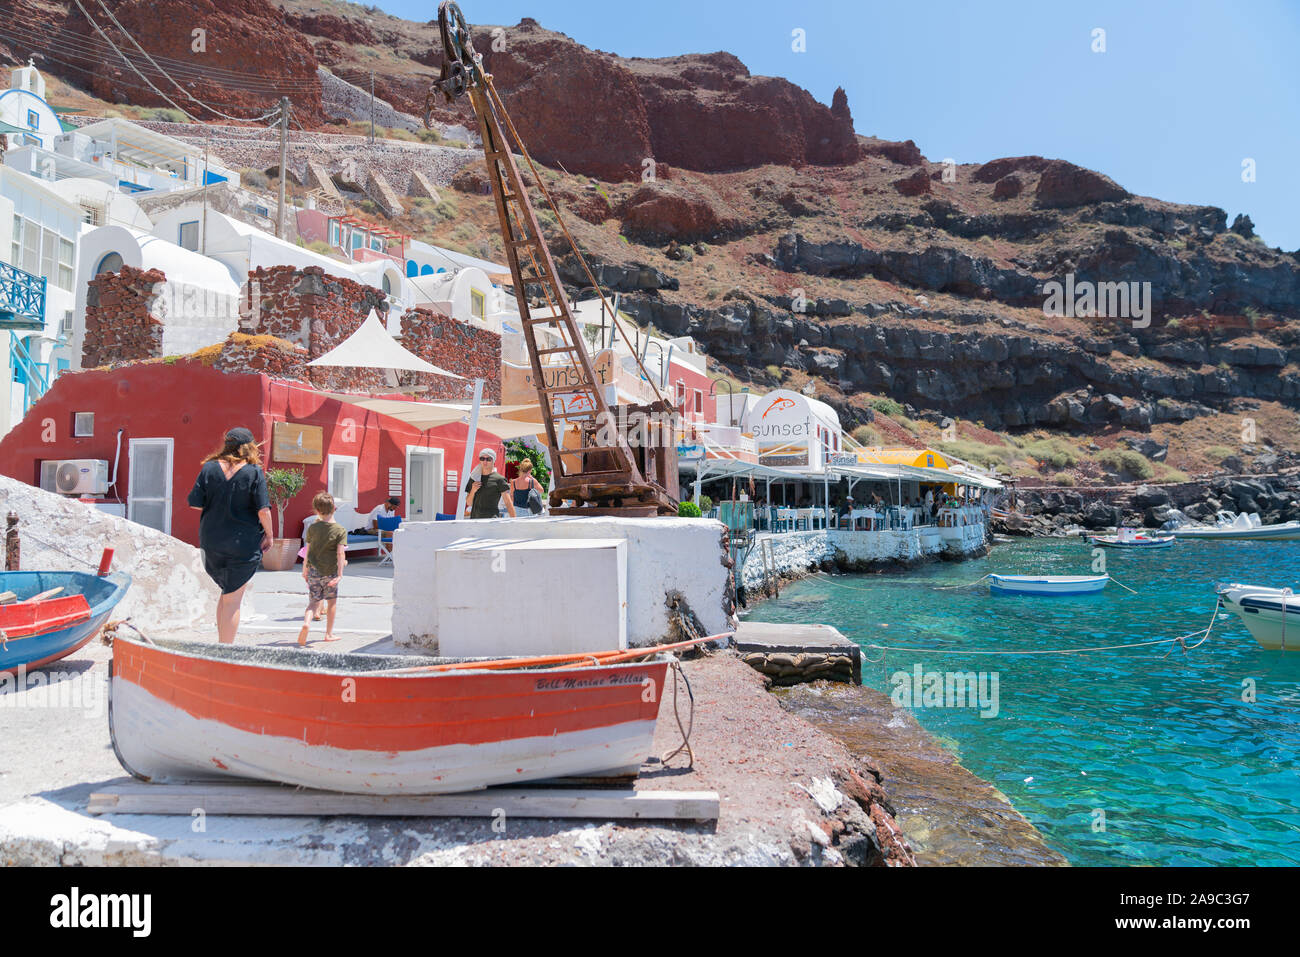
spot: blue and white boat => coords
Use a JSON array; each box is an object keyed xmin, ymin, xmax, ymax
[
  {"xmin": 989, "ymin": 574, "xmax": 1110, "ymax": 596},
  {"xmin": 0, "ymin": 570, "xmax": 131, "ymax": 674},
  {"xmin": 1216, "ymin": 583, "xmax": 1300, "ymax": 650}
]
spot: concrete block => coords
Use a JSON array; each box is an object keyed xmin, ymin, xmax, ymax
[
  {"xmin": 392, "ymin": 516, "xmax": 731, "ymax": 649},
  {"xmin": 434, "ymin": 537, "xmax": 626, "ymax": 657}
]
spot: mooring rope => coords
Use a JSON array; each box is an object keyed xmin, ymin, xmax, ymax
[
  {"xmin": 864, "ymin": 607, "xmax": 1220, "ymax": 657},
  {"xmin": 660, "ymin": 659, "xmax": 696, "ymax": 768},
  {"xmin": 12, "ymin": 529, "xmax": 100, "ymax": 570}
]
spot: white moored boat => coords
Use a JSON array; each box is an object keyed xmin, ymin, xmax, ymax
[
  {"xmin": 989, "ymin": 574, "xmax": 1110, "ymax": 596},
  {"xmin": 1173, "ymin": 511, "xmax": 1300, "ymax": 542},
  {"xmin": 1087, "ymin": 527, "xmax": 1175, "ymax": 549},
  {"xmin": 1216, "ymin": 583, "xmax": 1300, "ymax": 651}
]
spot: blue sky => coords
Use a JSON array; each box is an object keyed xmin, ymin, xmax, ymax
[{"xmin": 381, "ymin": 0, "xmax": 1300, "ymax": 250}]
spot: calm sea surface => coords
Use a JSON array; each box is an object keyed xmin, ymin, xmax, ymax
[{"xmin": 745, "ymin": 537, "xmax": 1300, "ymax": 865}]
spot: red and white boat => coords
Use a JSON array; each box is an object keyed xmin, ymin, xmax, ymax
[{"xmin": 109, "ymin": 634, "xmax": 687, "ymax": 794}]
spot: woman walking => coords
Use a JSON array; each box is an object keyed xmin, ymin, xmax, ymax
[
  {"xmin": 510, "ymin": 458, "xmax": 544, "ymax": 515},
  {"xmin": 187, "ymin": 427, "xmax": 273, "ymax": 643}
]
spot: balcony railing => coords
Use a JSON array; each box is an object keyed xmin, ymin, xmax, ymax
[
  {"xmin": 9, "ymin": 329, "xmax": 52, "ymax": 413},
  {"xmin": 0, "ymin": 261, "xmax": 47, "ymax": 329}
]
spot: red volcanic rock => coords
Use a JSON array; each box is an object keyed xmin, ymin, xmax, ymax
[
  {"xmin": 450, "ymin": 163, "xmax": 492, "ymax": 195},
  {"xmin": 865, "ymin": 138, "xmax": 924, "ymax": 167},
  {"xmin": 892, "ymin": 168, "xmax": 932, "ymax": 197},
  {"xmin": 1035, "ymin": 159, "xmax": 1128, "ymax": 208},
  {"xmin": 465, "ymin": 21, "xmax": 857, "ymax": 179},
  {"xmin": 282, "ymin": 12, "xmax": 377, "ymax": 45},
  {"xmin": 47, "ymin": 0, "xmax": 323, "ymax": 123},
  {"xmin": 617, "ymin": 181, "xmax": 741, "ymax": 242},
  {"xmin": 992, "ymin": 173, "xmax": 1024, "ymax": 200},
  {"xmin": 973, "ymin": 155, "xmax": 1053, "ymax": 183}
]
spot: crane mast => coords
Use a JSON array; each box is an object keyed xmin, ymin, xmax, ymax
[{"xmin": 426, "ymin": 1, "xmax": 678, "ymax": 516}]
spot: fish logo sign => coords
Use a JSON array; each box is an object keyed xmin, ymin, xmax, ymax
[{"xmin": 762, "ymin": 397, "xmax": 796, "ymax": 419}]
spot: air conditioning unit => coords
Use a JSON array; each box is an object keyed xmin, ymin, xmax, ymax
[{"xmin": 40, "ymin": 459, "xmax": 109, "ymax": 495}]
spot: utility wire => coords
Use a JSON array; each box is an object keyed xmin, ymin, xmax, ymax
[{"xmin": 91, "ymin": 0, "xmax": 276, "ymax": 123}]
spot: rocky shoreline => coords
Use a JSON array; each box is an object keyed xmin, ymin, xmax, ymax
[{"xmin": 994, "ymin": 471, "xmax": 1300, "ymax": 537}]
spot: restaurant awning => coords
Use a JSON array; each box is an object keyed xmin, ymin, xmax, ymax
[{"xmin": 316, "ymin": 391, "xmax": 539, "ymax": 432}]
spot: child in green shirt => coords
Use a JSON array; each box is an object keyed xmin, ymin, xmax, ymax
[{"xmin": 299, "ymin": 491, "xmax": 348, "ymax": 646}]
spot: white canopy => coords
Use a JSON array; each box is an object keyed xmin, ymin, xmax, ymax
[
  {"xmin": 307, "ymin": 310, "xmax": 464, "ymax": 378},
  {"xmin": 316, "ymin": 391, "xmax": 539, "ymax": 432}
]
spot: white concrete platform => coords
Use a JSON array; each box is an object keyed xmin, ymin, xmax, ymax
[
  {"xmin": 435, "ymin": 537, "xmax": 627, "ymax": 657},
  {"xmin": 393, "ymin": 517, "xmax": 732, "ymax": 650}
]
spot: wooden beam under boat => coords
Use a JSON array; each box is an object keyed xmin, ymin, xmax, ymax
[{"xmin": 87, "ymin": 781, "xmax": 721, "ymax": 821}]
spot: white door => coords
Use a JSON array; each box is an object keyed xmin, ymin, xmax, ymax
[
  {"xmin": 128, "ymin": 438, "xmax": 173, "ymax": 534},
  {"xmin": 406, "ymin": 449, "xmax": 443, "ymax": 520}
]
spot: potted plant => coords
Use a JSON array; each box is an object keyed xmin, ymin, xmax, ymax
[{"xmin": 262, "ymin": 466, "xmax": 307, "ymax": 571}]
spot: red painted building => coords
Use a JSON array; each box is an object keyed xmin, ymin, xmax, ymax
[{"xmin": 0, "ymin": 361, "xmax": 504, "ymax": 546}]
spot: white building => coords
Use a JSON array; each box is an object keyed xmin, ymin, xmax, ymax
[
  {"xmin": 0, "ymin": 62, "xmax": 62, "ymax": 152},
  {"xmin": 70, "ymin": 225, "xmax": 243, "ymax": 369},
  {"xmin": 748, "ymin": 388, "xmax": 843, "ymax": 471},
  {"xmin": 0, "ymin": 165, "xmax": 88, "ymax": 435}
]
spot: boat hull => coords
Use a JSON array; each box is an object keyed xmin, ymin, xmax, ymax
[
  {"xmin": 990, "ymin": 574, "xmax": 1109, "ymax": 596},
  {"xmin": 1217, "ymin": 584, "xmax": 1300, "ymax": 651},
  {"xmin": 109, "ymin": 636, "xmax": 670, "ymax": 794},
  {"xmin": 1087, "ymin": 535, "xmax": 1175, "ymax": 549},
  {"xmin": 0, "ymin": 571, "xmax": 131, "ymax": 674},
  {"xmin": 1174, "ymin": 524, "xmax": 1300, "ymax": 541}
]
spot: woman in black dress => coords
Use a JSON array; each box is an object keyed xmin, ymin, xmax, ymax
[{"xmin": 187, "ymin": 427, "xmax": 274, "ymax": 643}]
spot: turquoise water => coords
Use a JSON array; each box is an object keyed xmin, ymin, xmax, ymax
[{"xmin": 745, "ymin": 538, "xmax": 1300, "ymax": 866}]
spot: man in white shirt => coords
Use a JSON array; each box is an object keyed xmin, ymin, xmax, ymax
[{"xmin": 368, "ymin": 497, "xmax": 401, "ymax": 536}]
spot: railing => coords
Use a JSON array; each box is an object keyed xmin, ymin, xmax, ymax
[
  {"xmin": 0, "ymin": 261, "xmax": 46, "ymax": 329},
  {"xmin": 9, "ymin": 330, "xmax": 51, "ymax": 412}
]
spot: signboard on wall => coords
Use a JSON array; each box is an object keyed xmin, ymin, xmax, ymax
[
  {"xmin": 272, "ymin": 422, "xmax": 323, "ymax": 464},
  {"xmin": 503, "ymin": 349, "xmax": 617, "ymax": 408}
]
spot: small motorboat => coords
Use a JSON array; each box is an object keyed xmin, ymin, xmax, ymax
[
  {"xmin": 1087, "ymin": 527, "xmax": 1175, "ymax": 549},
  {"xmin": 109, "ymin": 633, "xmax": 715, "ymax": 794},
  {"xmin": 989, "ymin": 574, "xmax": 1110, "ymax": 596},
  {"xmin": 1173, "ymin": 511, "xmax": 1300, "ymax": 542},
  {"xmin": 1216, "ymin": 583, "xmax": 1300, "ymax": 650},
  {"xmin": 0, "ymin": 570, "xmax": 131, "ymax": 674}
]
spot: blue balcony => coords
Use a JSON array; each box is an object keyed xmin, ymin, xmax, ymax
[{"xmin": 0, "ymin": 260, "xmax": 47, "ymax": 331}]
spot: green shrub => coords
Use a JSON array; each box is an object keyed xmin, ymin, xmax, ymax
[
  {"xmin": 764, "ymin": 364, "xmax": 783, "ymax": 380},
  {"xmin": 937, "ymin": 439, "xmax": 1017, "ymax": 470},
  {"xmin": 1096, "ymin": 448, "xmax": 1154, "ymax": 479},
  {"xmin": 1052, "ymin": 471, "xmax": 1076, "ymax": 486},
  {"xmin": 1019, "ymin": 437, "xmax": 1079, "ymax": 470},
  {"xmin": 698, "ymin": 495, "xmax": 713, "ymax": 512},
  {"xmin": 871, "ymin": 397, "xmax": 904, "ymax": 417},
  {"xmin": 852, "ymin": 424, "xmax": 881, "ymax": 446},
  {"xmin": 504, "ymin": 439, "xmax": 550, "ymax": 490},
  {"xmin": 265, "ymin": 467, "xmax": 307, "ymax": 539},
  {"xmin": 1203, "ymin": 445, "xmax": 1237, "ymax": 463},
  {"xmin": 306, "ymin": 240, "xmax": 335, "ymax": 256},
  {"xmin": 1154, "ymin": 464, "xmax": 1190, "ymax": 483},
  {"xmin": 678, "ymin": 501, "xmax": 703, "ymax": 518}
]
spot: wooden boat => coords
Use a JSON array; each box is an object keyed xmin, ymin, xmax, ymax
[
  {"xmin": 109, "ymin": 633, "xmax": 695, "ymax": 794},
  {"xmin": 0, "ymin": 570, "xmax": 131, "ymax": 674},
  {"xmin": 1216, "ymin": 583, "xmax": 1300, "ymax": 650},
  {"xmin": 989, "ymin": 574, "xmax": 1109, "ymax": 596},
  {"xmin": 1087, "ymin": 528, "xmax": 1175, "ymax": 549}
]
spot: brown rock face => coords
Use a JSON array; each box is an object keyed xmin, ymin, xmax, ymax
[
  {"xmin": 865, "ymin": 138, "xmax": 925, "ymax": 167},
  {"xmin": 617, "ymin": 181, "xmax": 741, "ymax": 242},
  {"xmin": 13, "ymin": 0, "xmax": 323, "ymax": 123},
  {"xmin": 992, "ymin": 173, "xmax": 1024, "ymax": 199},
  {"xmin": 469, "ymin": 21, "xmax": 857, "ymax": 179},
  {"xmin": 973, "ymin": 155, "xmax": 1054, "ymax": 183},
  {"xmin": 1034, "ymin": 160, "xmax": 1128, "ymax": 208},
  {"xmin": 892, "ymin": 169, "xmax": 931, "ymax": 197}
]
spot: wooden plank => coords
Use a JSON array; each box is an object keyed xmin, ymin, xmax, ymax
[
  {"xmin": 0, "ymin": 591, "xmax": 16, "ymax": 605},
  {"xmin": 86, "ymin": 782, "xmax": 719, "ymax": 821}
]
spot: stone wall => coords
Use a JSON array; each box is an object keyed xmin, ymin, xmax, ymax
[
  {"xmin": 81, "ymin": 266, "xmax": 166, "ymax": 368},
  {"xmin": 209, "ymin": 333, "xmax": 310, "ymax": 379},
  {"xmin": 400, "ymin": 307, "xmax": 501, "ymax": 403}
]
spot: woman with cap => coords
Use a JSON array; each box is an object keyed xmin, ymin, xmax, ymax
[{"xmin": 187, "ymin": 427, "xmax": 274, "ymax": 643}]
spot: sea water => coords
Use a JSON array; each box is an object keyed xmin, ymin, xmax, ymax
[{"xmin": 745, "ymin": 537, "xmax": 1300, "ymax": 866}]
